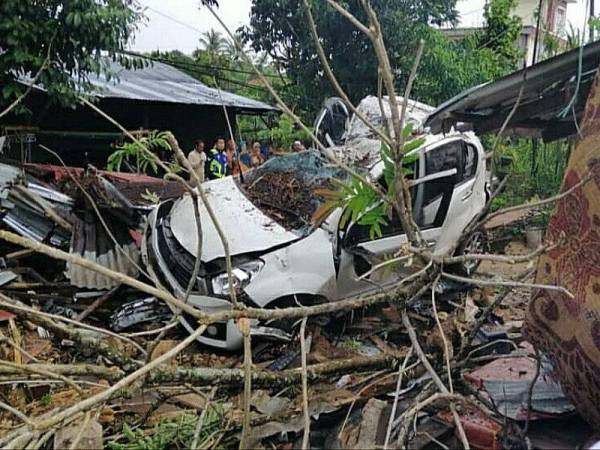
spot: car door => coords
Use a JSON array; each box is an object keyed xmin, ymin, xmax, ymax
[
  {"xmin": 334, "ymin": 136, "xmax": 482, "ymax": 299},
  {"xmin": 414, "ymin": 137, "xmax": 484, "ymax": 256},
  {"xmin": 334, "ymin": 157, "xmax": 423, "ymax": 299}
]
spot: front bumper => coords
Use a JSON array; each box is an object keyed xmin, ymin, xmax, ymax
[{"xmin": 143, "ymin": 201, "xmax": 290, "ymax": 350}]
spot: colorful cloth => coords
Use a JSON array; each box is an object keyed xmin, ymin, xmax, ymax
[{"xmin": 525, "ymin": 67, "xmax": 600, "ymax": 427}]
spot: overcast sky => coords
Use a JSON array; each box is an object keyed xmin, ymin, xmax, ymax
[{"xmin": 130, "ymin": 0, "xmax": 588, "ymax": 54}]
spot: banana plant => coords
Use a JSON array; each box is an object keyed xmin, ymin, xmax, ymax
[{"xmin": 107, "ymin": 130, "xmax": 171, "ymax": 174}]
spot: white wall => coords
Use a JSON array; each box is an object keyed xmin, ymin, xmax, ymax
[{"xmin": 456, "ymin": 0, "xmax": 586, "ymax": 31}]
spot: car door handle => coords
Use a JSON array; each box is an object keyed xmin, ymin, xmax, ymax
[{"xmin": 461, "ymin": 190, "xmax": 473, "ymax": 201}]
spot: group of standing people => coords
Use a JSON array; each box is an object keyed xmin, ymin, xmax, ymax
[{"xmin": 187, "ymin": 138, "xmax": 268, "ymax": 184}]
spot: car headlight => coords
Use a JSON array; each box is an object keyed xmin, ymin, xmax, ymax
[{"xmin": 211, "ymin": 260, "xmax": 264, "ymax": 296}]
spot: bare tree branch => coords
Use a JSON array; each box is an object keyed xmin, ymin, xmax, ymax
[
  {"xmin": 483, "ymin": 170, "xmax": 593, "ymax": 226},
  {"xmin": 441, "ymin": 271, "xmax": 574, "ymax": 298},
  {"xmin": 300, "ymin": 317, "xmax": 310, "ymax": 450},
  {"xmin": 302, "ymin": 0, "xmax": 393, "ymax": 148},
  {"xmin": 0, "ymin": 40, "xmax": 53, "ymax": 120}
]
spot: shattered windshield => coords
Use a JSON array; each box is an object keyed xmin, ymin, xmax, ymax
[{"xmin": 239, "ymin": 151, "xmax": 346, "ymax": 235}]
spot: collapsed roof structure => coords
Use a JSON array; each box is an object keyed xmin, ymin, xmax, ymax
[{"xmin": 425, "ymin": 41, "xmax": 600, "ymax": 141}]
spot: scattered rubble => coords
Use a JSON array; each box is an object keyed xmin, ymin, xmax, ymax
[
  {"xmin": 242, "ymin": 150, "xmax": 343, "ymax": 231},
  {"xmin": 0, "ymin": 151, "xmax": 596, "ymax": 448}
]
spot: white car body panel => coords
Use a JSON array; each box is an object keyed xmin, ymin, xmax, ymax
[
  {"xmin": 169, "ymin": 177, "xmax": 299, "ymax": 261},
  {"xmin": 145, "ymin": 97, "xmax": 491, "ymax": 350},
  {"xmin": 244, "ymin": 227, "xmax": 337, "ymax": 307}
]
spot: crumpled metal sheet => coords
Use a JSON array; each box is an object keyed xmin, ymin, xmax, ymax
[
  {"xmin": 0, "ymin": 163, "xmax": 72, "ymax": 247},
  {"xmin": 66, "ymin": 212, "xmax": 141, "ymax": 290},
  {"xmin": 66, "ymin": 242, "xmax": 140, "ymax": 290},
  {"xmin": 1, "ymin": 162, "xmax": 143, "ymax": 290},
  {"xmin": 465, "ymin": 355, "xmax": 575, "ymax": 421}
]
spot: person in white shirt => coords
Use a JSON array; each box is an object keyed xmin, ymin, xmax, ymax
[{"xmin": 187, "ymin": 139, "xmax": 207, "ymax": 185}]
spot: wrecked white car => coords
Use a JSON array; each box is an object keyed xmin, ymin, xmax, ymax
[{"xmin": 143, "ymin": 97, "xmax": 488, "ymax": 349}]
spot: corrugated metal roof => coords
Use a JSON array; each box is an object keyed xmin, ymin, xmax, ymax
[
  {"xmin": 424, "ymin": 41, "xmax": 600, "ymax": 140},
  {"xmin": 28, "ymin": 60, "xmax": 276, "ymax": 113}
]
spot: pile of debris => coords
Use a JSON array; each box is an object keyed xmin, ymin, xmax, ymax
[
  {"xmin": 241, "ymin": 150, "xmax": 344, "ymax": 231},
  {"xmin": 0, "ymin": 260, "xmax": 594, "ymax": 449},
  {"xmin": 0, "ymin": 158, "xmax": 596, "ymax": 449}
]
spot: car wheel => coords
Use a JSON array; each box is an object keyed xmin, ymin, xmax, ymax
[{"xmin": 455, "ymin": 230, "xmax": 487, "ymax": 275}]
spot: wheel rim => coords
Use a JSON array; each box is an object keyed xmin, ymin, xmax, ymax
[{"xmin": 463, "ymin": 232, "xmax": 484, "ymax": 274}]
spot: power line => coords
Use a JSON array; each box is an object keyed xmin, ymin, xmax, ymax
[
  {"xmin": 122, "ymin": 49, "xmax": 280, "ymax": 79},
  {"xmin": 122, "ymin": 50, "xmax": 275, "ymax": 93},
  {"xmin": 144, "ymin": 4, "xmax": 205, "ymax": 35}
]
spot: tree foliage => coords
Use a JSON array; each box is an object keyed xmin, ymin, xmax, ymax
[
  {"xmin": 106, "ymin": 130, "xmax": 169, "ymax": 174},
  {"xmin": 0, "ymin": 0, "xmax": 144, "ymax": 112},
  {"xmin": 241, "ymin": 0, "xmax": 458, "ymax": 116},
  {"xmin": 198, "ymin": 29, "xmax": 228, "ymax": 61},
  {"xmin": 476, "ymin": 0, "xmax": 523, "ymax": 66},
  {"xmin": 242, "ymin": 0, "xmax": 522, "ymax": 117}
]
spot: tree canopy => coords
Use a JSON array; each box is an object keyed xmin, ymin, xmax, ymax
[
  {"xmin": 0, "ymin": 0, "xmax": 143, "ymax": 113},
  {"xmin": 241, "ymin": 0, "xmax": 522, "ymax": 118}
]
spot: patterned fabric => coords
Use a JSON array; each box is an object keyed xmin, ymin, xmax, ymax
[{"xmin": 525, "ymin": 68, "xmax": 600, "ymax": 428}]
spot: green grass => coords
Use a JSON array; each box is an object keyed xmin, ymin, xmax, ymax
[{"xmin": 109, "ymin": 405, "xmax": 230, "ymax": 450}]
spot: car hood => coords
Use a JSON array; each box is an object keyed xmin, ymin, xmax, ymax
[{"xmin": 168, "ymin": 176, "xmax": 300, "ymax": 262}]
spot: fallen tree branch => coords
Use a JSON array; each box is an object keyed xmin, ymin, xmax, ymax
[
  {"xmin": 0, "ymin": 324, "xmax": 207, "ymax": 446},
  {"xmin": 302, "ymin": 0, "xmax": 393, "ymax": 148},
  {"xmin": 384, "ymin": 346, "xmax": 414, "ymax": 450},
  {"xmin": 147, "ymin": 353, "xmax": 403, "ymax": 388},
  {"xmin": 459, "ymin": 269, "xmax": 535, "ymax": 358},
  {"xmin": 300, "ymin": 317, "xmax": 310, "ymax": 450},
  {"xmin": 0, "ymin": 363, "xmax": 124, "ymax": 381},
  {"xmin": 441, "ymin": 271, "xmax": 573, "ymax": 298},
  {"xmin": 75, "ymin": 286, "xmax": 119, "ymax": 321},
  {"xmin": 482, "ymin": 171, "xmax": 593, "ymax": 226},
  {"xmin": 205, "ymin": 4, "xmax": 389, "ymax": 205},
  {"xmin": 441, "ymin": 241, "xmax": 558, "ymax": 265},
  {"xmin": 401, "ymin": 311, "xmax": 470, "ymax": 449},
  {"xmin": 0, "ymin": 293, "xmax": 141, "ymax": 368},
  {"xmin": 0, "ymin": 360, "xmax": 83, "ymax": 394},
  {"xmin": 0, "ymin": 41, "xmax": 53, "ymax": 120},
  {"xmin": 0, "ymin": 399, "xmax": 34, "ymax": 427},
  {"xmin": 165, "ymin": 132, "xmax": 239, "ymax": 308},
  {"xmin": 0, "ymin": 229, "xmax": 430, "ymax": 325},
  {"xmin": 239, "ymin": 319, "xmax": 252, "ymax": 450}
]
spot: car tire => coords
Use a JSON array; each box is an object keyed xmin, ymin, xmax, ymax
[{"xmin": 453, "ymin": 229, "xmax": 487, "ymax": 276}]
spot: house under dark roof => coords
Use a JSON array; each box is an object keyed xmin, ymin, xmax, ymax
[{"xmin": 1, "ymin": 60, "xmax": 276, "ymax": 167}]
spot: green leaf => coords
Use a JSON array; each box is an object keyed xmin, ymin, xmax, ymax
[
  {"xmin": 402, "ymin": 137, "xmax": 426, "ymax": 155},
  {"xmin": 401, "ymin": 123, "xmax": 414, "ymax": 140}
]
